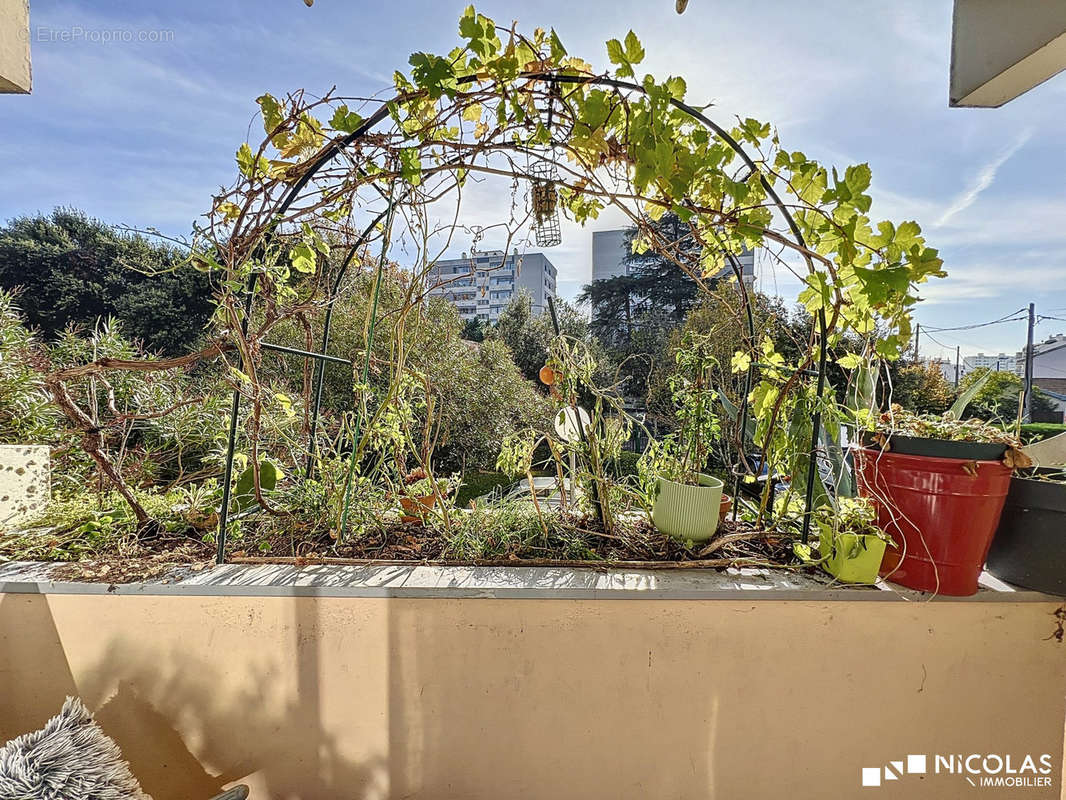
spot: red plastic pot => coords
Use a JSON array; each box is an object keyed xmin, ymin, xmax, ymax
[{"xmin": 854, "ymin": 446, "xmax": 1012, "ymax": 596}]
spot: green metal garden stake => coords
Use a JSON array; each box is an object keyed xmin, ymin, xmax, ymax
[{"xmin": 337, "ymin": 181, "xmax": 397, "ymax": 537}]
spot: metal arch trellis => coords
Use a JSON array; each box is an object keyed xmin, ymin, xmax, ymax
[{"xmin": 213, "ymin": 71, "xmax": 831, "ymax": 564}]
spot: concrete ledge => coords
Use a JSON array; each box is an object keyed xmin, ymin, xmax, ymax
[
  {"xmin": 2, "ymin": 568, "xmax": 1064, "ymax": 798},
  {"xmin": 0, "ymin": 560, "xmax": 1060, "ymax": 602}
]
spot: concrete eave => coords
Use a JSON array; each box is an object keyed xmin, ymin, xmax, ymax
[
  {"xmin": 950, "ymin": 0, "xmax": 1066, "ymax": 107},
  {"xmin": 0, "ymin": 0, "xmax": 30, "ymax": 93}
]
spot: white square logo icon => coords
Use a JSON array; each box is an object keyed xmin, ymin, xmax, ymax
[
  {"xmin": 862, "ymin": 767, "xmax": 881, "ymax": 787},
  {"xmin": 907, "ymin": 754, "xmax": 927, "ymax": 774}
]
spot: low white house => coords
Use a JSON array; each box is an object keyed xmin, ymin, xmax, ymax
[{"xmin": 1018, "ymin": 334, "xmax": 1066, "ymax": 394}]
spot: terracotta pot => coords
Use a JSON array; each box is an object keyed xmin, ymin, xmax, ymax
[
  {"xmin": 719, "ymin": 494, "xmax": 733, "ymax": 519},
  {"xmin": 399, "ymin": 494, "xmax": 435, "ymax": 523}
]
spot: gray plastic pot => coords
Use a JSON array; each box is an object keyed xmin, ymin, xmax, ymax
[{"xmin": 985, "ymin": 474, "xmax": 1066, "ymax": 595}]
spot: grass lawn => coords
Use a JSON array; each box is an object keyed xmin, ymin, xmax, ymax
[{"xmin": 1020, "ymin": 422, "xmax": 1066, "ymax": 443}]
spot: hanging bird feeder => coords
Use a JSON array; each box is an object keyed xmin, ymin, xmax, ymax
[
  {"xmin": 530, "ymin": 159, "xmax": 562, "ymax": 247},
  {"xmin": 529, "ymin": 85, "xmax": 563, "ymax": 248}
]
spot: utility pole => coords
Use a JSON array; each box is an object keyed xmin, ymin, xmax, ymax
[
  {"xmin": 913, "ymin": 323, "xmax": 920, "ymax": 362},
  {"xmin": 955, "ymin": 346, "xmax": 960, "ymax": 388},
  {"xmin": 1023, "ymin": 302, "xmax": 1035, "ymax": 422}
]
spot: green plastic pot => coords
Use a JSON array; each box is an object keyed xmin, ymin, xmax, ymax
[
  {"xmin": 651, "ymin": 473, "xmax": 723, "ymax": 542},
  {"xmin": 820, "ymin": 530, "xmax": 887, "ymax": 584}
]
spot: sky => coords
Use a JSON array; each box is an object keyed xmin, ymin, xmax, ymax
[{"xmin": 4, "ymin": 0, "xmax": 1066, "ymax": 360}]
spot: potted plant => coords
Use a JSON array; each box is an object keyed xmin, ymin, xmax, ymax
[
  {"xmin": 639, "ymin": 332, "xmax": 724, "ymax": 542},
  {"xmin": 719, "ymin": 493, "xmax": 733, "ymax": 520},
  {"xmin": 814, "ymin": 496, "xmax": 891, "ymax": 584},
  {"xmin": 398, "ymin": 469, "xmax": 451, "ymax": 523},
  {"xmin": 986, "ymin": 456, "xmax": 1066, "ymax": 595},
  {"xmin": 855, "ymin": 391, "xmax": 1031, "ymax": 595}
]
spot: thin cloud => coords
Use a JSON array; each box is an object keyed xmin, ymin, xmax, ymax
[{"xmin": 936, "ymin": 130, "xmax": 1033, "ymax": 227}]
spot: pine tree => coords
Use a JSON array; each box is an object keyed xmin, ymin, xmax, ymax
[{"xmin": 579, "ymin": 212, "xmax": 705, "ymax": 349}]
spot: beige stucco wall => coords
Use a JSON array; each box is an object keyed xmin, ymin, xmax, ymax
[
  {"xmin": 1, "ymin": 592, "xmax": 1065, "ymax": 799},
  {"xmin": 0, "ymin": 0, "xmax": 30, "ymax": 93}
]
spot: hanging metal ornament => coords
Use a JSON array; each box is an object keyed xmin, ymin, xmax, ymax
[
  {"xmin": 530, "ymin": 158, "xmax": 562, "ymax": 247},
  {"xmin": 529, "ymin": 86, "xmax": 563, "ymax": 248}
]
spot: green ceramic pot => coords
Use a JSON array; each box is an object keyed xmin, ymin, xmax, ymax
[
  {"xmin": 820, "ymin": 530, "xmax": 887, "ymax": 584},
  {"xmin": 651, "ymin": 473, "xmax": 723, "ymax": 542}
]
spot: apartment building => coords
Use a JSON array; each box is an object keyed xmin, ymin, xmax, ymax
[
  {"xmin": 424, "ymin": 249, "xmax": 557, "ymax": 323},
  {"xmin": 961, "ymin": 352, "xmax": 1017, "ymax": 376},
  {"xmin": 591, "ymin": 228, "xmax": 756, "ymax": 286}
]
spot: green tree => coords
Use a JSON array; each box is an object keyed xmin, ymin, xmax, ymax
[
  {"xmin": 491, "ymin": 290, "xmax": 597, "ymax": 383},
  {"xmin": 268, "ymin": 267, "xmax": 547, "ymax": 471},
  {"xmin": 888, "ymin": 361, "xmax": 956, "ymax": 415},
  {"xmin": 619, "ymin": 212, "xmax": 703, "ymax": 323},
  {"xmin": 579, "ymin": 273, "xmax": 643, "ymax": 350},
  {"xmin": 579, "ymin": 212, "xmax": 703, "ymax": 352},
  {"xmin": 0, "ymin": 290, "xmax": 58, "ymax": 444},
  {"xmin": 957, "ymin": 367, "xmax": 1055, "ymax": 421},
  {"xmin": 460, "ymin": 317, "xmax": 488, "ymax": 342},
  {"xmin": 648, "ymin": 287, "xmax": 809, "ymax": 459},
  {"xmin": 0, "ymin": 209, "xmax": 216, "ymax": 355}
]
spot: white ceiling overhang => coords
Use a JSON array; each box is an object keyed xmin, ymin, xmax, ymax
[{"xmin": 951, "ymin": 0, "xmax": 1066, "ymax": 107}]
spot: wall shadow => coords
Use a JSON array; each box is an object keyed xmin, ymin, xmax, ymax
[
  {"xmin": 78, "ymin": 626, "xmax": 385, "ymax": 799},
  {"xmin": 2, "ymin": 592, "xmax": 385, "ymax": 800},
  {"xmin": 0, "ymin": 591, "xmax": 78, "ymax": 740}
]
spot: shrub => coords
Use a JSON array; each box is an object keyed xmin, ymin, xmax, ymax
[
  {"xmin": 957, "ymin": 367, "xmax": 1055, "ymax": 422},
  {"xmin": 888, "ymin": 361, "xmax": 956, "ymax": 415},
  {"xmin": 491, "ymin": 291, "xmax": 603, "ymax": 383},
  {"xmin": 268, "ymin": 266, "xmax": 548, "ymax": 471},
  {"xmin": 0, "ymin": 209, "xmax": 216, "ymax": 356},
  {"xmin": 0, "ymin": 290, "xmax": 58, "ymax": 444}
]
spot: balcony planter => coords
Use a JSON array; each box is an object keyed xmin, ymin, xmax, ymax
[
  {"xmin": 855, "ymin": 446, "xmax": 1011, "ymax": 596},
  {"xmin": 811, "ymin": 497, "xmax": 889, "ymax": 585},
  {"xmin": 985, "ymin": 473, "xmax": 1066, "ymax": 595},
  {"xmin": 651, "ymin": 473, "xmax": 723, "ymax": 543}
]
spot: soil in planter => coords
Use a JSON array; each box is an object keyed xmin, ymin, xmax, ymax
[
  {"xmin": 3, "ymin": 509, "xmax": 799, "ymax": 580},
  {"xmin": 243, "ymin": 513, "xmax": 795, "ymax": 567},
  {"xmin": 46, "ymin": 536, "xmax": 212, "ymax": 584}
]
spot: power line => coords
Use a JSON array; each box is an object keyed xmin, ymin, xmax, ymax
[
  {"xmin": 922, "ymin": 327, "xmax": 1013, "ymax": 355},
  {"xmin": 922, "ymin": 308, "xmax": 1028, "ymax": 333},
  {"xmin": 922, "ymin": 331, "xmax": 958, "ymax": 352}
]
